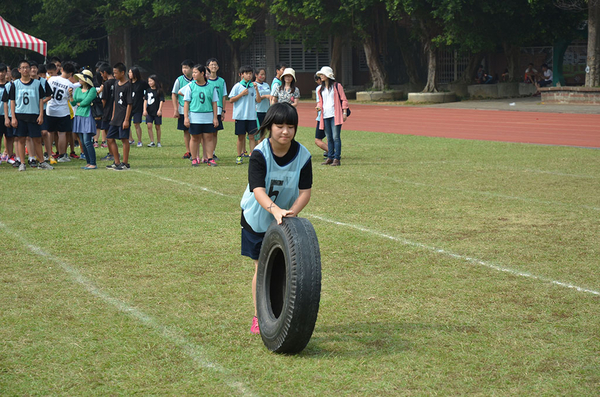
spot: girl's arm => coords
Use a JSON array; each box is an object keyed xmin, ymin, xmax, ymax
[
  {"xmin": 253, "ymin": 187, "xmax": 294, "ymax": 225},
  {"xmin": 288, "ymin": 189, "xmax": 311, "ymax": 217},
  {"xmin": 142, "ymin": 99, "xmax": 148, "ymax": 116},
  {"xmin": 157, "ymin": 99, "xmax": 163, "ymax": 116},
  {"xmin": 78, "ymin": 88, "xmax": 97, "ymax": 107},
  {"xmin": 183, "ymin": 101, "xmax": 190, "ymax": 128}
]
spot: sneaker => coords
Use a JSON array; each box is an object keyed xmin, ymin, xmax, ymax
[
  {"xmin": 38, "ymin": 161, "xmax": 54, "ymax": 170},
  {"xmin": 101, "ymin": 141, "xmax": 108, "ymax": 148},
  {"xmin": 18, "ymin": 163, "xmax": 26, "ymax": 172},
  {"xmin": 137, "ymin": 142, "xmax": 143, "ymax": 147},
  {"xmin": 58, "ymin": 154, "xmax": 71, "ymax": 162},
  {"xmin": 12, "ymin": 160, "xmax": 21, "ymax": 168},
  {"xmin": 207, "ymin": 159, "xmax": 218, "ymax": 167},
  {"xmin": 28, "ymin": 158, "xmax": 38, "ymax": 168},
  {"xmin": 129, "ymin": 140, "xmax": 135, "ymax": 145},
  {"xmin": 183, "ymin": 152, "xmax": 192, "ymax": 159},
  {"xmin": 122, "ymin": 163, "xmax": 130, "ymax": 170},
  {"xmin": 44, "ymin": 152, "xmax": 49, "ymax": 161},
  {"xmin": 112, "ymin": 163, "xmax": 125, "ymax": 171},
  {"xmin": 251, "ymin": 316, "xmax": 260, "ymax": 335},
  {"xmin": 7, "ymin": 155, "xmax": 16, "ymax": 165},
  {"xmin": 70, "ymin": 152, "xmax": 80, "ymax": 159},
  {"xmin": 236, "ymin": 156, "xmax": 243, "ymax": 165},
  {"xmin": 213, "ymin": 153, "xmax": 219, "ymax": 161},
  {"xmin": 106, "ymin": 162, "xmax": 118, "ymax": 170},
  {"xmin": 191, "ymin": 158, "xmax": 200, "ymax": 167},
  {"xmin": 52, "ymin": 153, "xmax": 59, "ymax": 159},
  {"xmin": 242, "ymin": 151, "xmax": 249, "ymax": 158},
  {"xmin": 49, "ymin": 157, "xmax": 58, "ymax": 165},
  {"xmin": 147, "ymin": 142, "xmax": 155, "ymax": 147},
  {"xmin": 93, "ymin": 141, "xmax": 99, "ymax": 148},
  {"xmin": 101, "ymin": 153, "xmax": 114, "ymax": 161},
  {"xmin": 80, "ymin": 152, "xmax": 86, "ymax": 160},
  {"xmin": 157, "ymin": 142, "xmax": 162, "ymax": 148},
  {"xmin": 0, "ymin": 154, "xmax": 8, "ymax": 161}
]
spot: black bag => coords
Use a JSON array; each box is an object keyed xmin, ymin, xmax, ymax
[{"xmin": 91, "ymin": 97, "xmax": 103, "ymax": 119}]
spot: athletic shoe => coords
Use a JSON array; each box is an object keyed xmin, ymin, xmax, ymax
[
  {"xmin": 80, "ymin": 152, "xmax": 86, "ymax": 160},
  {"xmin": 18, "ymin": 163, "xmax": 26, "ymax": 172},
  {"xmin": 191, "ymin": 158, "xmax": 200, "ymax": 167},
  {"xmin": 12, "ymin": 160, "xmax": 21, "ymax": 168},
  {"xmin": 242, "ymin": 151, "xmax": 249, "ymax": 158},
  {"xmin": 112, "ymin": 163, "xmax": 125, "ymax": 171},
  {"xmin": 93, "ymin": 141, "xmax": 99, "ymax": 148},
  {"xmin": 101, "ymin": 141, "xmax": 108, "ymax": 148},
  {"xmin": 52, "ymin": 153, "xmax": 59, "ymax": 159},
  {"xmin": 100, "ymin": 153, "xmax": 113, "ymax": 161},
  {"xmin": 70, "ymin": 152, "xmax": 80, "ymax": 159},
  {"xmin": 157, "ymin": 143, "xmax": 162, "ymax": 148},
  {"xmin": 137, "ymin": 142, "xmax": 143, "ymax": 147},
  {"xmin": 49, "ymin": 157, "xmax": 58, "ymax": 165},
  {"xmin": 0, "ymin": 154, "xmax": 8, "ymax": 162},
  {"xmin": 58, "ymin": 154, "xmax": 71, "ymax": 162},
  {"xmin": 202, "ymin": 158, "xmax": 208, "ymax": 164},
  {"xmin": 106, "ymin": 162, "xmax": 118, "ymax": 170},
  {"xmin": 236, "ymin": 156, "xmax": 243, "ymax": 165},
  {"xmin": 251, "ymin": 316, "xmax": 260, "ymax": 335},
  {"xmin": 207, "ymin": 159, "xmax": 218, "ymax": 167},
  {"xmin": 183, "ymin": 152, "xmax": 192, "ymax": 159},
  {"xmin": 44, "ymin": 152, "xmax": 49, "ymax": 161},
  {"xmin": 213, "ymin": 153, "xmax": 219, "ymax": 161},
  {"xmin": 38, "ymin": 161, "xmax": 54, "ymax": 170},
  {"xmin": 7, "ymin": 155, "xmax": 16, "ymax": 165},
  {"xmin": 28, "ymin": 159, "xmax": 38, "ymax": 168},
  {"xmin": 147, "ymin": 142, "xmax": 155, "ymax": 147},
  {"xmin": 129, "ymin": 140, "xmax": 135, "ymax": 145},
  {"xmin": 122, "ymin": 163, "xmax": 130, "ymax": 170}
]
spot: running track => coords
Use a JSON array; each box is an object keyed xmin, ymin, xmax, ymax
[{"xmin": 162, "ymin": 102, "xmax": 600, "ymax": 148}]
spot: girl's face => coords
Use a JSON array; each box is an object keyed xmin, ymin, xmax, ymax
[
  {"xmin": 128, "ymin": 70, "xmax": 134, "ymax": 80},
  {"xmin": 148, "ymin": 78, "xmax": 156, "ymax": 88},
  {"xmin": 269, "ymin": 123, "xmax": 296, "ymax": 147},
  {"xmin": 257, "ymin": 70, "xmax": 266, "ymax": 83},
  {"xmin": 284, "ymin": 75, "xmax": 293, "ymax": 84},
  {"xmin": 318, "ymin": 74, "xmax": 328, "ymax": 83},
  {"xmin": 193, "ymin": 68, "xmax": 205, "ymax": 82}
]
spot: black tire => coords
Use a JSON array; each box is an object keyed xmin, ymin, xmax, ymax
[{"xmin": 256, "ymin": 217, "xmax": 321, "ymax": 354}]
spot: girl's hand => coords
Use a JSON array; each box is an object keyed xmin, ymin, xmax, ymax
[
  {"xmin": 315, "ymin": 107, "xmax": 321, "ymax": 112},
  {"xmin": 184, "ymin": 118, "xmax": 190, "ymax": 128},
  {"xmin": 68, "ymin": 88, "xmax": 73, "ymax": 95},
  {"xmin": 157, "ymin": 110, "xmax": 162, "ymax": 117},
  {"xmin": 271, "ymin": 207, "xmax": 294, "ymax": 225},
  {"xmin": 143, "ymin": 111, "xmax": 147, "ymax": 117}
]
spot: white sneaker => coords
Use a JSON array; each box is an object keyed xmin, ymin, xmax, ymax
[
  {"xmin": 137, "ymin": 142, "xmax": 143, "ymax": 147},
  {"xmin": 147, "ymin": 142, "xmax": 155, "ymax": 147},
  {"xmin": 18, "ymin": 163, "xmax": 26, "ymax": 171},
  {"xmin": 38, "ymin": 161, "xmax": 54, "ymax": 170},
  {"xmin": 57, "ymin": 154, "xmax": 71, "ymax": 162},
  {"xmin": 157, "ymin": 143, "xmax": 162, "ymax": 148}
]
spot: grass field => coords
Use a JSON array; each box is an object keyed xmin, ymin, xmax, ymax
[{"xmin": 1, "ymin": 119, "xmax": 599, "ymax": 395}]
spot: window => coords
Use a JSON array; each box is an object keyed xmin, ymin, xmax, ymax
[
  {"xmin": 241, "ymin": 32, "xmax": 267, "ymax": 68},
  {"xmin": 278, "ymin": 38, "xmax": 330, "ymax": 72}
]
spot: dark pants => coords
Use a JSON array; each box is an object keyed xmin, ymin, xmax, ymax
[{"xmin": 80, "ymin": 133, "xmax": 97, "ymax": 166}]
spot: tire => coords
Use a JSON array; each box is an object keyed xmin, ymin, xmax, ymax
[{"xmin": 256, "ymin": 217, "xmax": 321, "ymax": 354}]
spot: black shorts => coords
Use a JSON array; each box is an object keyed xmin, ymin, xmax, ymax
[
  {"xmin": 257, "ymin": 112, "xmax": 266, "ymax": 128},
  {"xmin": 15, "ymin": 119, "xmax": 42, "ymax": 138},
  {"xmin": 1, "ymin": 118, "xmax": 15, "ymax": 138},
  {"xmin": 146, "ymin": 114, "xmax": 162, "ymax": 125},
  {"xmin": 131, "ymin": 112, "xmax": 143, "ymax": 124},
  {"xmin": 538, "ymin": 80, "xmax": 552, "ymax": 87},
  {"xmin": 107, "ymin": 124, "xmax": 130, "ymax": 140},
  {"xmin": 235, "ymin": 119, "xmax": 258, "ymax": 136},
  {"xmin": 241, "ymin": 227, "xmax": 265, "ymax": 260},
  {"xmin": 101, "ymin": 120, "xmax": 110, "ymax": 130},
  {"xmin": 95, "ymin": 118, "xmax": 102, "ymax": 129},
  {"xmin": 189, "ymin": 123, "xmax": 216, "ymax": 135},
  {"xmin": 315, "ymin": 121, "xmax": 325, "ymax": 140},
  {"xmin": 215, "ymin": 114, "xmax": 223, "ymax": 131},
  {"xmin": 47, "ymin": 115, "xmax": 72, "ymax": 133},
  {"xmin": 177, "ymin": 115, "xmax": 188, "ymax": 131}
]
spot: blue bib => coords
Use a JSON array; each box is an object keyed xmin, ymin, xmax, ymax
[{"xmin": 13, "ymin": 79, "xmax": 41, "ymax": 114}]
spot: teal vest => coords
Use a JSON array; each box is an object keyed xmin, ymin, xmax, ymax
[
  {"xmin": 207, "ymin": 77, "xmax": 225, "ymax": 108},
  {"xmin": 188, "ymin": 82, "xmax": 215, "ymax": 113},
  {"xmin": 177, "ymin": 75, "xmax": 191, "ymax": 108}
]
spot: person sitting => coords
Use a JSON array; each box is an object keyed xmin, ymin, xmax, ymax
[
  {"xmin": 536, "ymin": 64, "xmax": 553, "ymax": 88},
  {"xmin": 475, "ymin": 65, "xmax": 493, "ymax": 84},
  {"xmin": 524, "ymin": 63, "xmax": 537, "ymax": 84},
  {"xmin": 501, "ymin": 68, "xmax": 510, "ymax": 82}
]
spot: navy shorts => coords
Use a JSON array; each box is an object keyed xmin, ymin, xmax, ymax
[
  {"xmin": 146, "ymin": 114, "xmax": 162, "ymax": 125},
  {"xmin": 95, "ymin": 118, "xmax": 102, "ymax": 129},
  {"xmin": 235, "ymin": 119, "xmax": 258, "ymax": 136},
  {"xmin": 1, "ymin": 118, "xmax": 15, "ymax": 138},
  {"xmin": 107, "ymin": 124, "xmax": 130, "ymax": 140},
  {"xmin": 257, "ymin": 112, "xmax": 266, "ymax": 128},
  {"xmin": 40, "ymin": 113, "xmax": 49, "ymax": 131},
  {"xmin": 315, "ymin": 121, "xmax": 325, "ymax": 140},
  {"xmin": 241, "ymin": 227, "xmax": 265, "ymax": 260},
  {"xmin": 189, "ymin": 123, "xmax": 216, "ymax": 135},
  {"xmin": 215, "ymin": 114, "xmax": 223, "ymax": 131},
  {"xmin": 47, "ymin": 115, "xmax": 72, "ymax": 133},
  {"xmin": 177, "ymin": 115, "xmax": 188, "ymax": 131},
  {"xmin": 15, "ymin": 119, "xmax": 42, "ymax": 138},
  {"xmin": 101, "ymin": 120, "xmax": 110, "ymax": 130},
  {"xmin": 131, "ymin": 112, "xmax": 143, "ymax": 124}
]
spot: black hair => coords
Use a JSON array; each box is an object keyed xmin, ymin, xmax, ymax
[
  {"xmin": 282, "ymin": 71, "xmax": 296, "ymax": 93},
  {"xmin": 147, "ymin": 74, "xmax": 164, "ymax": 97},
  {"xmin": 314, "ymin": 73, "xmax": 321, "ymax": 82},
  {"xmin": 98, "ymin": 64, "xmax": 112, "ymax": 75},
  {"xmin": 62, "ymin": 62, "xmax": 76, "ymax": 75},
  {"xmin": 38, "ymin": 64, "xmax": 46, "ymax": 75},
  {"xmin": 11, "ymin": 68, "xmax": 21, "ymax": 80},
  {"xmin": 49, "ymin": 56, "xmax": 62, "ymax": 64},
  {"xmin": 542, "ymin": 63, "xmax": 549, "ymax": 69},
  {"xmin": 70, "ymin": 61, "xmax": 81, "ymax": 73},
  {"xmin": 46, "ymin": 63, "xmax": 57, "ymax": 72},
  {"xmin": 95, "ymin": 61, "xmax": 108, "ymax": 70},
  {"xmin": 0, "ymin": 63, "xmax": 7, "ymax": 72},
  {"xmin": 181, "ymin": 59, "xmax": 195, "ymax": 68},
  {"xmin": 276, "ymin": 63, "xmax": 287, "ymax": 71},
  {"xmin": 29, "ymin": 60, "xmax": 38, "ymax": 68},
  {"xmin": 257, "ymin": 102, "xmax": 298, "ymax": 140},
  {"xmin": 256, "ymin": 67, "xmax": 266, "ymax": 75},
  {"xmin": 18, "ymin": 59, "xmax": 30, "ymax": 68},
  {"xmin": 206, "ymin": 58, "xmax": 219, "ymax": 66},
  {"xmin": 239, "ymin": 65, "xmax": 253, "ymax": 74},
  {"xmin": 129, "ymin": 66, "xmax": 142, "ymax": 82},
  {"xmin": 193, "ymin": 64, "xmax": 207, "ymax": 78},
  {"xmin": 113, "ymin": 62, "xmax": 127, "ymax": 73}
]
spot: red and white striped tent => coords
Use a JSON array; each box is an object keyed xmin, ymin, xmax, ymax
[{"xmin": 0, "ymin": 16, "xmax": 47, "ymax": 57}]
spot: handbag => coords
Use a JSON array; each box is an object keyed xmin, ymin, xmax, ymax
[{"xmin": 91, "ymin": 97, "xmax": 103, "ymax": 119}]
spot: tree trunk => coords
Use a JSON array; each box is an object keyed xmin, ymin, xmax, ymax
[
  {"xmin": 456, "ymin": 53, "xmax": 482, "ymax": 84},
  {"xmin": 363, "ymin": 37, "xmax": 386, "ymax": 90},
  {"xmin": 586, "ymin": 0, "xmax": 600, "ymax": 86},
  {"xmin": 423, "ymin": 41, "xmax": 437, "ymax": 92},
  {"xmin": 398, "ymin": 31, "xmax": 421, "ymax": 86},
  {"xmin": 331, "ymin": 35, "xmax": 343, "ymax": 84},
  {"xmin": 502, "ymin": 42, "xmax": 520, "ymax": 83},
  {"xmin": 224, "ymin": 37, "xmax": 241, "ymax": 84}
]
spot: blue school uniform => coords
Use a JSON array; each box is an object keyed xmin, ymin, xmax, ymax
[{"xmin": 229, "ymin": 81, "xmax": 257, "ymax": 121}]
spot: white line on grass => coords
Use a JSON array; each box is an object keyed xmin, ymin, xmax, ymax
[
  {"xmin": 133, "ymin": 169, "xmax": 600, "ymax": 297},
  {"xmin": 0, "ymin": 221, "xmax": 255, "ymax": 397},
  {"xmin": 307, "ymin": 214, "xmax": 600, "ymax": 297},
  {"xmin": 383, "ymin": 176, "xmax": 600, "ymax": 212}
]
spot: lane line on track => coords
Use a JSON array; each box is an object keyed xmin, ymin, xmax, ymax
[
  {"xmin": 134, "ymin": 170, "xmax": 600, "ymax": 297},
  {"xmin": 0, "ymin": 221, "xmax": 256, "ymax": 397}
]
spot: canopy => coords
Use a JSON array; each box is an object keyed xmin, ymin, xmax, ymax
[{"xmin": 0, "ymin": 16, "xmax": 47, "ymax": 57}]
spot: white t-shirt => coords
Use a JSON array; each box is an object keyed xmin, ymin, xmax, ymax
[
  {"xmin": 321, "ymin": 86, "xmax": 335, "ymax": 119},
  {"xmin": 46, "ymin": 76, "xmax": 76, "ymax": 117},
  {"xmin": 544, "ymin": 69, "xmax": 553, "ymax": 81}
]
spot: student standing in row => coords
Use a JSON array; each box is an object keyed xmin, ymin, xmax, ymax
[
  {"xmin": 229, "ymin": 65, "xmax": 261, "ymax": 165},
  {"xmin": 172, "ymin": 59, "xmax": 194, "ymax": 159},
  {"xmin": 270, "ymin": 63, "xmax": 286, "ymax": 97},
  {"xmin": 47, "ymin": 62, "xmax": 76, "ymax": 162},
  {"xmin": 143, "ymin": 75, "xmax": 164, "ymax": 147},
  {"xmin": 106, "ymin": 62, "xmax": 132, "ymax": 171},
  {"xmin": 206, "ymin": 58, "xmax": 227, "ymax": 160},
  {"xmin": 128, "ymin": 66, "xmax": 148, "ymax": 147},
  {"xmin": 255, "ymin": 67, "xmax": 271, "ymax": 127}
]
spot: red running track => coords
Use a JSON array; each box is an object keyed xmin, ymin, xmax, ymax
[{"xmin": 162, "ymin": 101, "xmax": 600, "ymax": 148}]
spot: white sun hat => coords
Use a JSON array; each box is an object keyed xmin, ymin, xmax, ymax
[
  {"xmin": 316, "ymin": 66, "xmax": 335, "ymax": 80},
  {"xmin": 281, "ymin": 67, "xmax": 296, "ymax": 82}
]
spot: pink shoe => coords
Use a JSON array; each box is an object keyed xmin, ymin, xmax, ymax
[
  {"xmin": 251, "ymin": 316, "xmax": 260, "ymax": 335},
  {"xmin": 191, "ymin": 158, "xmax": 200, "ymax": 167}
]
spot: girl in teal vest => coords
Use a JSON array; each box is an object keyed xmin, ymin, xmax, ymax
[{"xmin": 240, "ymin": 103, "xmax": 313, "ymax": 334}]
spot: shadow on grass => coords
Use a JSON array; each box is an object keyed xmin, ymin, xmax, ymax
[{"xmin": 302, "ymin": 321, "xmax": 479, "ymax": 357}]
